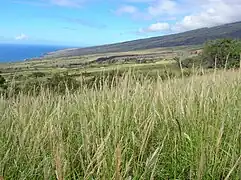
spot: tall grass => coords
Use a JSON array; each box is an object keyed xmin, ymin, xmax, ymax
[{"xmin": 0, "ymin": 70, "xmax": 241, "ymax": 179}]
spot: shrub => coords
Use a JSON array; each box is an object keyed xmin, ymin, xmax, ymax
[
  {"xmin": 182, "ymin": 56, "xmax": 203, "ymax": 68},
  {"xmin": 159, "ymin": 69, "xmax": 177, "ymax": 80},
  {"xmin": 44, "ymin": 74, "xmax": 81, "ymax": 93},
  {"xmin": 182, "ymin": 69, "xmax": 192, "ymax": 77},
  {"xmin": 202, "ymin": 38, "xmax": 241, "ymax": 68},
  {"xmin": 85, "ymin": 70, "xmax": 124, "ymax": 89},
  {"xmin": 0, "ymin": 75, "xmax": 7, "ymax": 94},
  {"xmin": 174, "ymin": 56, "xmax": 203, "ymax": 69},
  {"xmin": 0, "ymin": 75, "xmax": 6, "ymax": 86},
  {"xmin": 29, "ymin": 71, "xmax": 46, "ymax": 78},
  {"xmin": 7, "ymin": 74, "xmax": 82, "ymax": 96}
]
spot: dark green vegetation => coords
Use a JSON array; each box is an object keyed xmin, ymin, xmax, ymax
[
  {"xmin": 1, "ymin": 67, "xmax": 196, "ymax": 96},
  {"xmin": 203, "ymin": 39, "xmax": 241, "ymax": 68},
  {"xmin": 0, "ymin": 74, "xmax": 7, "ymax": 94},
  {"xmin": 48, "ymin": 21, "xmax": 241, "ymax": 58},
  {"xmin": 176, "ymin": 38, "xmax": 241, "ymax": 69},
  {"xmin": 0, "ymin": 39, "xmax": 241, "ymax": 179}
]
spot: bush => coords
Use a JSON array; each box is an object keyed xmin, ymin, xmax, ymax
[
  {"xmin": 29, "ymin": 71, "xmax": 46, "ymax": 78},
  {"xmin": 8, "ymin": 74, "xmax": 82, "ymax": 96},
  {"xmin": 14, "ymin": 74, "xmax": 24, "ymax": 80},
  {"xmin": 0, "ymin": 75, "xmax": 7, "ymax": 94},
  {"xmin": 44, "ymin": 74, "xmax": 82, "ymax": 93},
  {"xmin": 182, "ymin": 69, "xmax": 193, "ymax": 77},
  {"xmin": 174, "ymin": 56, "xmax": 203, "ymax": 69},
  {"xmin": 85, "ymin": 70, "xmax": 124, "ymax": 89},
  {"xmin": 182, "ymin": 56, "xmax": 203, "ymax": 68},
  {"xmin": 0, "ymin": 75, "xmax": 6, "ymax": 86},
  {"xmin": 202, "ymin": 39, "xmax": 241, "ymax": 68},
  {"xmin": 160, "ymin": 69, "xmax": 177, "ymax": 80}
]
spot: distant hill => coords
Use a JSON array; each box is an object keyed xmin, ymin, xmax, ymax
[{"xmin": 48, "ymin": 21, "xmax": 241, "ymax": 57}]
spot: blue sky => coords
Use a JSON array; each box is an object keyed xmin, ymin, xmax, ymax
[{"xmin": 1, "ymin": 0, "xmax": 241, "ymax": 47}]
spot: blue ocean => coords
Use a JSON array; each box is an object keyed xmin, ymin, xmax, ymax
[{"xmin": 0, "ymin": 44, "xmax": 70, "ymax": 63}]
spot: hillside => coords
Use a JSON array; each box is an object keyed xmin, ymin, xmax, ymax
[{"xmin": 48, "ymin": 21, "xmax": 241, "ymax": 57}]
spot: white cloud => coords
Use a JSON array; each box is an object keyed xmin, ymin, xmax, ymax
[
  {"xmin": 50, "ymin": 0, "xmax": 84, "ymax": 7},
  {"xmin": 115, "ymin": 0, "xmax": 186, "ymax": 21},
  {"xmin": 139, "ymin": 22, "xmax": 170, "ymax": 33},
  {"xmin": 172, "ymin": 0, "xmax": 241, "ymax": 32},
  {"xmin": 125, "ymin": 0, "xmax": 153, "ymax": 2},
  {"xmin": 15, "ymin": 34, "xmax": 29, "ymax": 40},
  {"xmin": 148, "ymin": 0, "xmax": 177, "ymax": 16},
  {"xmin": 13, "ymin": 0, "xmax": 241, "ymax": 36},
  {"xmin": 137, "ymin": 0, "xmax": 241, "ymax": 34},
  {"xmin": 116, "ymin": 5, "xmax": 138, "ymax": 15},
  {"xmin": 12, "ymin": 0, "xmax": 87, "ymax": 7}
]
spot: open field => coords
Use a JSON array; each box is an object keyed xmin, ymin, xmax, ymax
[
  {"xmin": 0, "ymin": 45, "xmax": 200, "ymax": 80},
  {"xmin": 1, "ymin": 42, "xmax": 241, "ymax": 179},
  {"xmin": 0, "ymin": 70, "xmax": 241, "ymax": 179}
]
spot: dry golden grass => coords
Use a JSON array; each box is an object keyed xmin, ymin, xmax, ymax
[{"xmin": 0, "ymin": 70, "xmax": 241, "ymax": 179}]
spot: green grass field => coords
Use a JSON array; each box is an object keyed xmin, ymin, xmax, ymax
[
  {"xmin": 0, "ymin": 45, "xmax": 196, "ymax": 77},
  {"xmin": 0, "ymin": 69, "xmax": 241, "ymax": 179},
  {"xmin": 1, "ymin": 44, "xmax": 241, "ymax": 179}
]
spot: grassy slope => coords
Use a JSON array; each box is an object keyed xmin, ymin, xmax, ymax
[
  {"xmin": 0, "ymin": 70, "xmax": 241, "ymax": 179},
  {"xmin": 0, "ymin": 46, "xmax": 189, "ymax": 79},
  {"xmin": 47, "ymin": 21, "xmax": 241, "ymax": 57}
]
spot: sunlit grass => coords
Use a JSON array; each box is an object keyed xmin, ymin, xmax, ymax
[{"xmin": 0, "ymin": 70, "xmax": 241, "ymax": 179}]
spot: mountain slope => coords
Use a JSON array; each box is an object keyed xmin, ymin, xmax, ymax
[{"xmin": 49, "ymin": 21, "xmax": 241, "ymax": 57}]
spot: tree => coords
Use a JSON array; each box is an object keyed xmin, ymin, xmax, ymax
[
  {"xmin": 202, "ymin": 39, "xmax": 241, "ymax": 68},
  {"xmin": 174, "ymin": 56, "xmax": 203, "ymax": 69}
]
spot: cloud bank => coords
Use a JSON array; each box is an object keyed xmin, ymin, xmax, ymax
[
  {"xmin": 119, "ymin": 0, "xmax": 241, "ymax": 33},
  {"xmin": 15, "ymin": 34, "xmax": 29, "ymax": 40}
]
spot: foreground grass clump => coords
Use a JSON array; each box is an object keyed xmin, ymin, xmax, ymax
[{"xmin": 0, "ymin": 71, "xmax": 241, "ymax": 179}]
